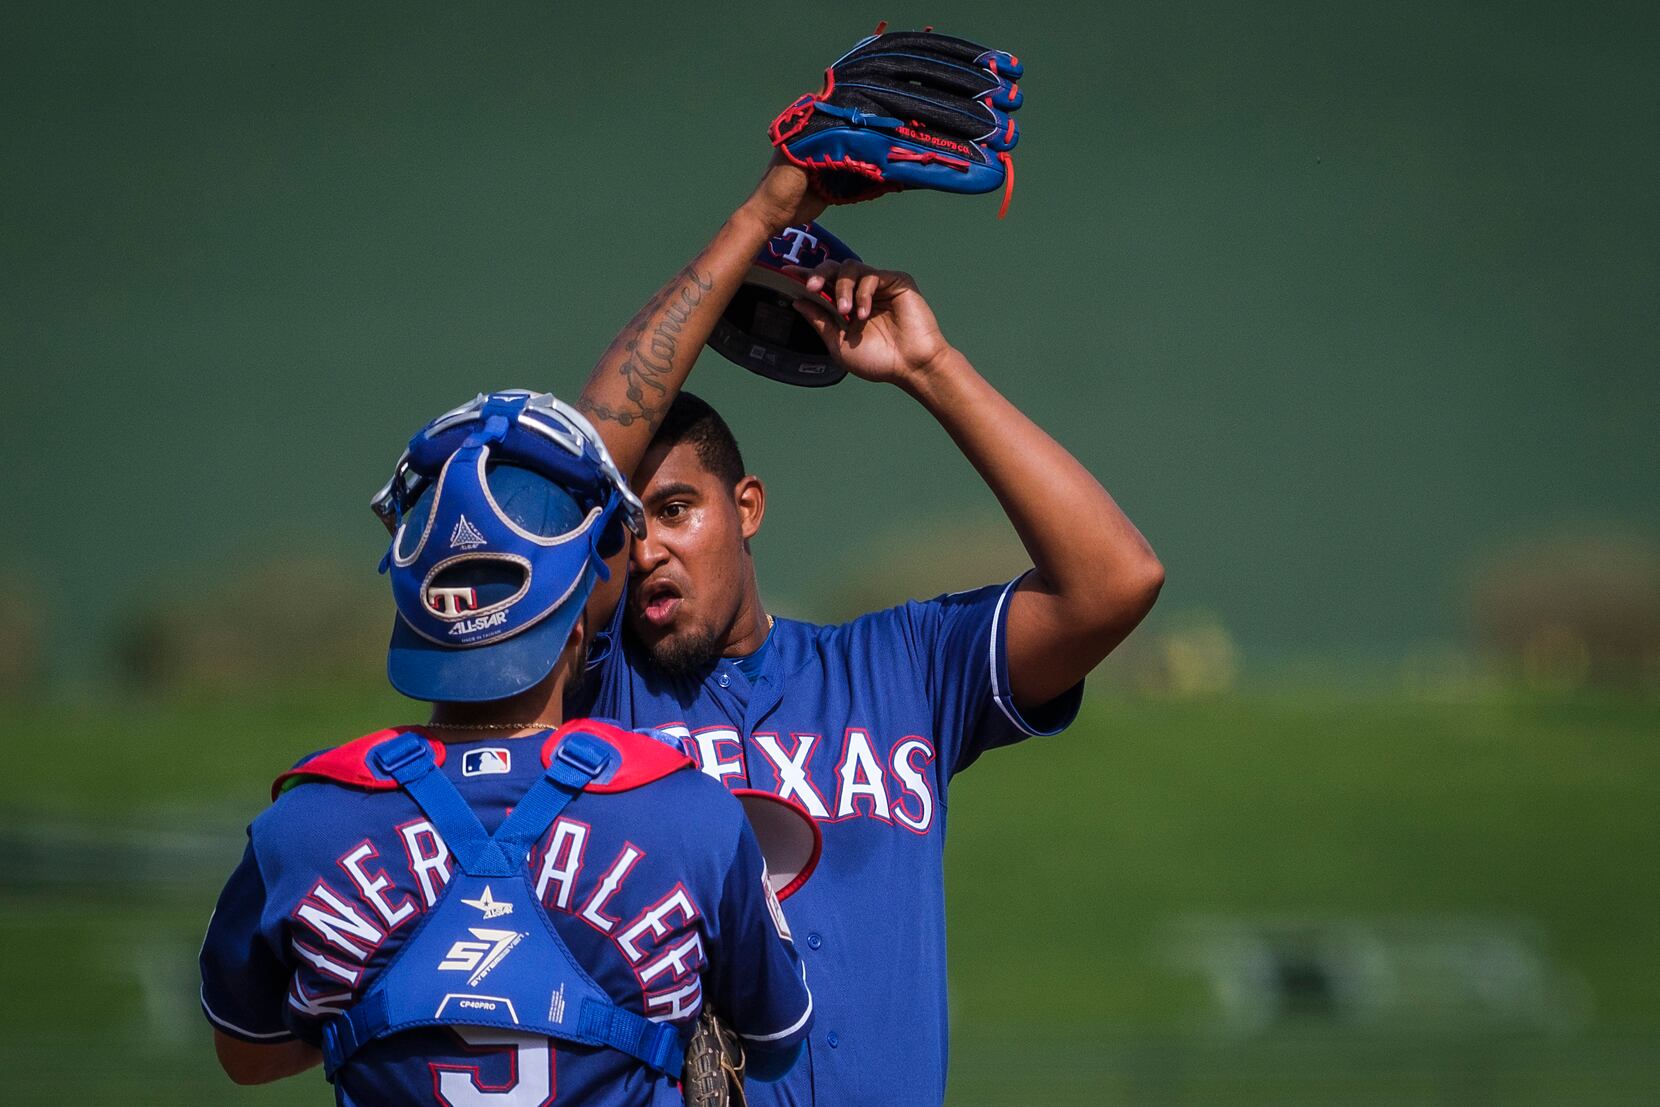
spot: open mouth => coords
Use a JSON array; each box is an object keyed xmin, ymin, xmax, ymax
[{"xmin": 636, "ymin": 579, "xmax": 684, "ymax": 629}]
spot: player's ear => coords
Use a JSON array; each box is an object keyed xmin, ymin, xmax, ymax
[
  {"xmin": 734, "ymin": 475, "xmax": 765, "ymax": 541},
  {"xmin": 559, "ymin": 607, "xmax": 589, "ymax": 674}
]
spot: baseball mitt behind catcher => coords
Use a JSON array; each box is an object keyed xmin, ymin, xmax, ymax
[{"xmin": 683, "ymin": 1008, "xmax": 746, "ymax": 1107}]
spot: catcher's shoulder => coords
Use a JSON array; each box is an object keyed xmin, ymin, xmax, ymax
[{"xmin": 647, "ymin": 756, "xmax": 751, "ymax": 820}]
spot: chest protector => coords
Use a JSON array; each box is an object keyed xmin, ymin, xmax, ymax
[{"xmin": 312, "ymin": 726, "xmax": 687, "ymax": 1082}]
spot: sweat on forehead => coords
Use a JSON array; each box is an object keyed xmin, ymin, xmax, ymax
[{"xmin": 650, "ymin": 393, "xmax": 745, "ymax": 486}]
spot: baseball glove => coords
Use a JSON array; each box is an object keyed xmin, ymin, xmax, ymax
[
  {"xmin": 769, "ymin": 23, "xmax": 1025, "ymax": 217},
  {"xmin": 683, "ymin": 1008, "xmax": 746, "ymax": 1107}
]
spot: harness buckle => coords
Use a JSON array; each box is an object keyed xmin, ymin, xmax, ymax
[
  {"xmin": 371, "ymin": 733, "xmax": 431, "ymax": 778},
  {"xmin": 320, "ymin": 1017, "xmax": 355, "ymax": 1081},
  {"xmin": 555, "ymin": 733, "xmax": 611, "ymax": 780}
]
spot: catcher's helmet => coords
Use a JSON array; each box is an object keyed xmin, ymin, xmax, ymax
[
  {"xmin": 706, "ymin": 221, "xmax": 860, "ymax": 387},
  {"xmin": 371, "ymin": 390, "xmax": 644, "ymax": 703}
]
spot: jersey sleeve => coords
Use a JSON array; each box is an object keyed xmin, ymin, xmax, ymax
[
  {"xmin": 705, "ymin": 819, "xmax": 813, "ymax": 1056},
  {"xmin": 199, "ymin": 837, "xmax": 294, "ymax": 1043},
  {"xmin": 909, "ymin": 572, "xmax": 1085, "ymax": 776}
]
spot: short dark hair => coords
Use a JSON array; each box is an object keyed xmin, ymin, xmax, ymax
[{"xmin": 652, "ymin": 392, "xmax": 745, "ymax": 487}]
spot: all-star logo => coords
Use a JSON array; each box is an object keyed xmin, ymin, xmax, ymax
[
  {"xmin": 461, "ymin": 885, "xmax": 514, "ymax": 919},
  {"xmin": 450, "ymin": 515, "xmax": 488, "ymax": 550},
  {"xmin": 450, "ymin": 610, "xmax": 509, "ymax": 636}
]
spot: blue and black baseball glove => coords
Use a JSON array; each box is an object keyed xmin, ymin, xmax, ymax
[{"xmin": 769, "ymin": 24, "xmax": 1025, "ymax": 218}]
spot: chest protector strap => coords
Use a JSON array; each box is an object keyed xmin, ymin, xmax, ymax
[{"xmin": 319, "ymin": 730, "xmax": 685, "ymax": 1081}]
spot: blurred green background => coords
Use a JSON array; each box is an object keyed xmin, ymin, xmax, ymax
[{"xmin": 2, "ymin": 1, "xmax": 1657, "ymax": 1103}]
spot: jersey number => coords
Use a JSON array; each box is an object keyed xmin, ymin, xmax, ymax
[{"xmin": 430, "ymin": 1028, "xmax": 555, "ymax": 1107}]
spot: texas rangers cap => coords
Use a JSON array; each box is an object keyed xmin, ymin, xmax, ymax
[
  {"xmin": 386, "ymin": 463, "xmax": 597, "ymax": 703},
  {"xmin": 706, "ymin": 221, "xmax": 861, "ymax": 387},
  {"xmin": 378, "ymin": 392, "xmax": 641, "ymax": 704}
]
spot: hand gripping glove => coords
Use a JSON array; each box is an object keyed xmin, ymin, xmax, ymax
[{"xmin": 769, "ymin": 24, "xmax": 1024, "ymax": 218}]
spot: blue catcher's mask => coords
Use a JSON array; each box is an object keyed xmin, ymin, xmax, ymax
[{"xmin": 371, "ymin": 391, "xmax": 645, "ymax": 703}]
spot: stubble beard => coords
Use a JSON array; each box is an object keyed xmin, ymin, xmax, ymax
[{"xmin": 642, "ymin": 622, "xmax": 724, "ymax": 680}]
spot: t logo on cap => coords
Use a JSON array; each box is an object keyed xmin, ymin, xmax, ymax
[
  {"xmin": 426, "ymin": 587, "xmax": 479, "ymax": 618},
  {"xmin": 771, "ymin": 226, "xmax": 823, "ymax": 266}
]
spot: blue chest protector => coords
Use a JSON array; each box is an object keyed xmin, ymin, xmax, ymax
[{"xmin": 319, "ymin": 730, "xmax": 685, "ymax": 1082}]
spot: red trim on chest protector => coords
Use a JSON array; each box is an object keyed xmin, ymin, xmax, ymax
[
  {"xmin": 271, "ymin": 728, "xmax": 447, "ymax": 799},
  {"xmin": 540, "ymin": 719, "xmax": 693, "ymax": 793},
  {"xmin": 270, "ymin": 721, "xmax": 692, "ymax": 801}
]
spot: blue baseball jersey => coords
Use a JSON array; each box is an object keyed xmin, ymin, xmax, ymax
[
  {"xmin": 200, "ymin": 726, "xmax": 812, "ymax": 1106},
  {"xmin": 574, "ymin": 575, "xmax": 1083, "ymax": 1106}
]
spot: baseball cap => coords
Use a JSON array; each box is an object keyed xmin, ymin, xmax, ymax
[
  {"xmin": 387, "ymin": 461, "xmax": 598, "ymax": 703},
  {"xmin": 706, "ymin": 220, "xmax": 861, "ymax": 387}
]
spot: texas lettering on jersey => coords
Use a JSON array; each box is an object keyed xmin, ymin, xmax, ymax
[
  {"xmin": 284, "ymin": 816, "xmax": 706, "ymax": 1024},
  {"xmin": 658, "ymin": 724, "xmax": 937, "ymax": 833},
  {"xmin": 577, "ymin": 580, "xmax": 1087, "ymax": 1106}
]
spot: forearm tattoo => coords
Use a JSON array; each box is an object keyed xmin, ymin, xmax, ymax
[{"xmin": 578, "ymin": 265, "xmax": 715, "ymax": 432}]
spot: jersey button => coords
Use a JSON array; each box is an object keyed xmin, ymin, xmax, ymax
[
  {"xmin": 826, "ymin": 1031, "xmax": 840, "ymax": 1048},
  {"xmin": 806, "ymin": 932, "xmax": 823, "ymax": 950},
  {"xmin": 717, "ymin": 672, "xmax": 731, "ymax": 688}
]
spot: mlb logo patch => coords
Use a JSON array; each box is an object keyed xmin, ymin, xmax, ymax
[{"xmin": 462, "ymin": 747, "xmax": 511, "ymax": 777}]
